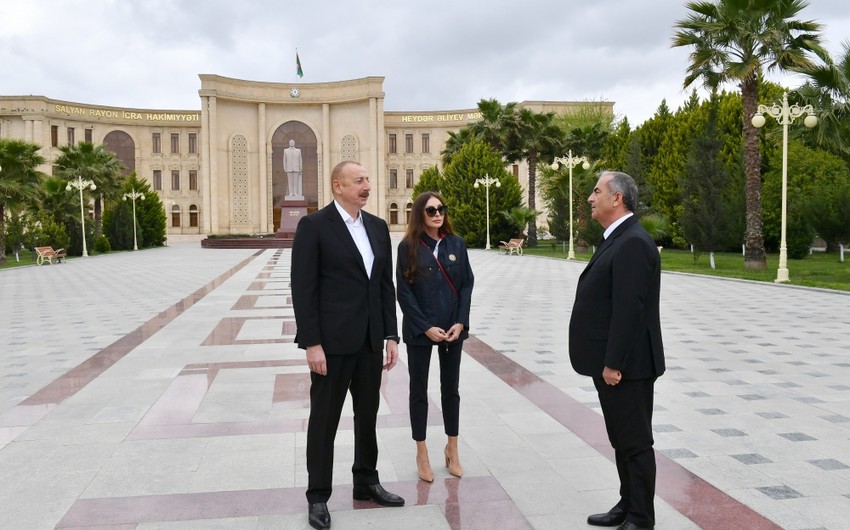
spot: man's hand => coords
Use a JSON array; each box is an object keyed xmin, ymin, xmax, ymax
[
  {"xmin": 384, "ymin": 339, "xmax": 399, "ymax": 370},
  {"xmin": 602, "ymin": 366, "xmax": 622, "ymax": 386},
  {"xmin": 306, "ymin": 345, "xmax": 327, "ymax": 376},
  {"xmin": 445, "ymin": 323, "xmax": 464, "ymax": 342},
  {"xmin": 425, "ymin": 326, "xmax": 448, "ymax": 343}
]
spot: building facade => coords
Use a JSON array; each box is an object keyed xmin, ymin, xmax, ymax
[{"xmin": 1, "ymin": 75, "xmax": 612, "ymax": 235}]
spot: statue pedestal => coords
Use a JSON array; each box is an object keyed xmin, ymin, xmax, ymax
[{"xmin": 276, "ymin": 199, "xmax": 308, "ymax": 238}]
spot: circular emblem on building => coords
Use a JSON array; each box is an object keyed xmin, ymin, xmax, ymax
[{"xmin": 290, "ymin": 87, "xmax": 300, "ymax": 98}]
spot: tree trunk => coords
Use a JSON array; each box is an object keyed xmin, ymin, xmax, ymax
[
  {"xmin": 0, "ymin": 203, "xmax": 6, "ymax": 265},
  {"xmin": 94, "ymin": 197, "xmax": 103, "ymax": 239},
  {"xmin": 741, "ymin": 77, "xmax": 767, "ymax": 269},
  {"xmin": 527, "ymin": 152, "xmax": 538, "ymax": 247}
]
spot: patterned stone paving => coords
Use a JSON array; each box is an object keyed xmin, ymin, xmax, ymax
[{"xmin": 1, "ymin": 243, "xmax": 849, "ymax": 528}]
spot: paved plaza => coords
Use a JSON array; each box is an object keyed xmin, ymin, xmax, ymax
[{"xmin": 1, "ymin": 242, "xmax": 849, "ymax": 529}]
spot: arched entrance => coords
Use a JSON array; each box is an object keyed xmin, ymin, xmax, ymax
[
  {"xmin": 103, "ymin": 130, "xmax": 135, "ymax": 175},
  {"xmin": 272, "ymin": 122, "xmax": 318, "ymax": 209}
]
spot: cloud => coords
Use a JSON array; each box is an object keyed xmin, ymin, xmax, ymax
[{"xmin": 1, "ymin": 0, "xmax": 846, "ymax": 125}]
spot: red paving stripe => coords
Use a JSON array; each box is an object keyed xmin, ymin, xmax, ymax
[
  {"xmin": 55, "ymin": 477, "xmax": 529, "ymax": 529},
  {"xmin": 463, "ymin": 335, "xmax": 782, "ymax": 530},
  {"xmin": 18, "ymin": 250, "xmax": 262, "ymax": 407}
]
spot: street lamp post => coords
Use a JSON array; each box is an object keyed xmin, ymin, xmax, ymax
[
  {"xmin": 123, "ymin": 189, "xmax": 145, "ymax": 251},
  {"xmin": 66, "ymin": 176, "xmax": 97, "ymax": 257},
  {"xmin": 474, "ymin": 174, "xmax": 501, "ymax": 250},
  {"xmin": 752, "ymin": 92, "xmax": 817, "ymax": 283},
  {"xmin": 551, "ymin": 150, "xmax": 590, "ymax": 260}
]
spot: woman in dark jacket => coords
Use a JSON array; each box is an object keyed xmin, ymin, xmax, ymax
[{"xmin": 397, "ymin": 191, "xmax": 474, "ymax": 482}]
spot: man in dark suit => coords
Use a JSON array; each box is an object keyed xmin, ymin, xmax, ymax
[
  {"xmin": 569, "ymin": 171, "xmax": 665, "ymax": 530},
  {"xmin": 291, "ymin": 161, "xmax": 405, "ymax": 530}
]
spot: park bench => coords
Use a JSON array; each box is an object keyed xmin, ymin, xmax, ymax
[
  {"xmin": 499, "ymin": 238, "xmax": 525, "ymax": 256},
  {"xmin": 34, "ymin": 246, "xmax": 66, "ymax": 265}
]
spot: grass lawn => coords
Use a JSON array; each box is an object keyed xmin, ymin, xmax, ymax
[
  {"xmin": 521, "ymin": 244, "xmax": 850, "ymax": 293},
  {"xmin": 0, "ymin": 252, "xmax": 43, "ymax": 269}
]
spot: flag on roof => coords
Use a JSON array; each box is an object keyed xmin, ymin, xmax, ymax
[{"xmin": 296, "ymin": 51, "xmax": 303, "ymax": 78}]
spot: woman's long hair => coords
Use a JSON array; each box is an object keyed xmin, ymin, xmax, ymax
[{"xmin": 402, "ymin": 191, "xmax": 453, "ymax": 284}]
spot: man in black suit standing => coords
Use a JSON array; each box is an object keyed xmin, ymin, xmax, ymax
[
  {"xmin": 291, "ymin": 161, "xmax": 405, "ymax": 530},
  {"xmin": 569, "ymin": 171, "xmax": 665, "ymax": 530}
]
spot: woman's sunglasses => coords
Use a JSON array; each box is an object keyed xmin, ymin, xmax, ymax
[{"xmin": 424, "ymin": 205, "xmax": 448, "ymax": 217}]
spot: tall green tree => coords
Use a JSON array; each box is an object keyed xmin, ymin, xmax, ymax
[
  {"xmin": 632, "ymin": 101, "xmax": 675, "ymax": 211},
  {"xmin": 763, "ymin": 141, "xmax": 850, "ymax": 255},
  {"xmin": 440, "ymin": 139, "xmax": 523, "ymax": 248},
  {"xmin": 600, "ymin": 118, "xmax": 632, "ymax": 171},
  {"xmin": 0, "ymin": 139, "xmax": 46, "ymax": 264},
  {"xmin": 540, "ymin": 160, "xmax": 593, "ymax": 243},
  {"xmin": 506, "ymin": 109, "xmax": 563, "ymax": 246},
  {"xmin": 411, "ymin": 166, "xmax": 443, "ymax": 198},
  {"xmin": 680, "ymin": 97, "xmax": 744, "ymax": 266},
  {"xmin": 123, "ymin": 174, "xmax": 167, "ymax": 248},
  {"xmin": 53, "ymin": 142, "xmax": 125, "ymax": 239},
  {"xmin": 673, "ymin": 0, "xmax": 825, "ymax": 269}
]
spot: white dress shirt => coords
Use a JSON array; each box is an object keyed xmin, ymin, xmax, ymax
[
  {"xmin": 334, "ymin": 200, "xmax": 374, "ymax": 278},
  {"xmin": 603, "ymin": 212, "xmax": 634, "ymax": 240}
]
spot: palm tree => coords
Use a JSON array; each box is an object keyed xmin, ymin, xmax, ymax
[
  {"xmin": 672, "ymin": 0, "xmax": 825, "ymax": 269},
  {"xmin": 472, "ymin": 98, "xmax": 519, "ymax": 152},
  {"xmin": 53, "ymin": 142, "xmax": 125, "ymax": 238},
  {"xmin": 0, "ymin": 139, "xmax": 46, "ymax": 264},
  {"xmin": 507, "ymin": 109, "xmax": 563, "ymax": 246},
  {"xmin": 794, "ymin": 40, "xmax": 850, "ymax": 160},
  {"xmin": 499, "ymin": 206, "xmax": 542, "ymax": 238},
  {"xmin": 443, "ymin": 128, "xmax": 477, "ymax": 166}
]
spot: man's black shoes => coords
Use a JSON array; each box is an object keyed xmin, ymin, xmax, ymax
[
  {"xmin": 617, "ymin": 522, "xmax": 653, "ymax": 530},
  {"xmin": 352, "ymin": 483, "xmax": 405, "ymax": 506},
  {"xmin": 587, "ymin": 506, "xmax": 627, "ymax": 526},
  {"xmin": 308, "ymin": 502, "xmax": 331, "ymax": 529}
]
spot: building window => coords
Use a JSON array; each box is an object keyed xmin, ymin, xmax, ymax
[
  {"xmin": 171, "ymin": 205, "xmax": 181, "ymax": 228},
  {"xmin": 389, "ymin": 169, "xmax": 397, "ymax": 189},
  {"xmin": 188, "ymin": 133, "xmax": 197, "ymax": 154},
  {"xmin": 85, "ymin": 129, "xmax": 93, "ymax": 143},
  {"xmin": 51, "ymin": 126, "xmax": 58, "ymax": 147},
  {"xmin": 405, "ymin": 202, "xmax": 413, "ymax": 223},
  {"xmin": 171, "ymin": 170, "xmax": 180, "ymax": 190},
  {"xmin": 405, "ymin": 169, "xmax": 414, "ymax": 188},
  {"xmin": 189, "ymin": 170, "xmax": 198, "ymax": 191},
  {"xmin": 388, "ymin": 134, "xmax": 397, "ymax": 154},
  {"xmin": 189, "ymin": 205, "xmax": 199, "ymax": 227},
  {"xmin": 67, "ymin": 127, "xmax": 75, "ymax": 145},
  {"xmin": 153, "ymin": 170, "xmax": 162, "ymax": 190},
  {"xmin": 171, "ymin": 133, "xmax": 179, "ymax": 154},
  {"xmin": 389, "ymin": 203, "xmax": 398, "ymax": 225},
  {"xmin": 422, "ymin": 133, "xmax": 430, "ymax": 154},
  {"xmin": 405, "ymin": 134, "xmax": 413, "ymax": 154},
  {"xmin": 152, "ymin": 133, "xmax": 161, "ymax": 154},
  {"xmin": 513, "ymin": 164, "xmax": 519, "ymax": 177}
]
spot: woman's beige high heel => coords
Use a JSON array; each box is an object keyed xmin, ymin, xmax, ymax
[
  {"xmin": 444, "ymin": 440, "xmax": 463, "ymax": 478},
  {"xmin": 416, "ymin": 441, "xmax": 434, "ymax": 482}
]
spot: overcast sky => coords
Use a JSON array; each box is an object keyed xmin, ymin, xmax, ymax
[{"xmin": 2, "ymin": 0, "xmax": 847, "ymax": 126}]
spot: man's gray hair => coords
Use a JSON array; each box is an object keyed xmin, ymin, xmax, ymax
[{"xmin": 602, "ymin": 171, "xmax": 638, "ymax": 213}]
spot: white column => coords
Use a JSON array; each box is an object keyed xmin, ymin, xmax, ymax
[
  {"xmin": 258, "ymin": 102, "xmax": 268, "ymax": 232},
  {"xmin": 322, "ymin": 103, "xmax": 331, "ymax": 205},
  {"xmin": 208, "ymin": 96, "xmax": 219, "ymax": 232},
  {"xmin": 369, "ymin": 97, "xmax": 380, "ymax": 215},
  {"xmin": 201, "ymin": 96, "xmax": 212, "ymax": 233},
  {"xmin": 376, "ymin": 97, "xmax": 386, "ymax": 220}
]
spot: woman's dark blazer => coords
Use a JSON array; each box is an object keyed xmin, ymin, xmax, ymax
[{"xmin": 396, "ymin": 234, "xmax": 474, "ymax": 346}]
